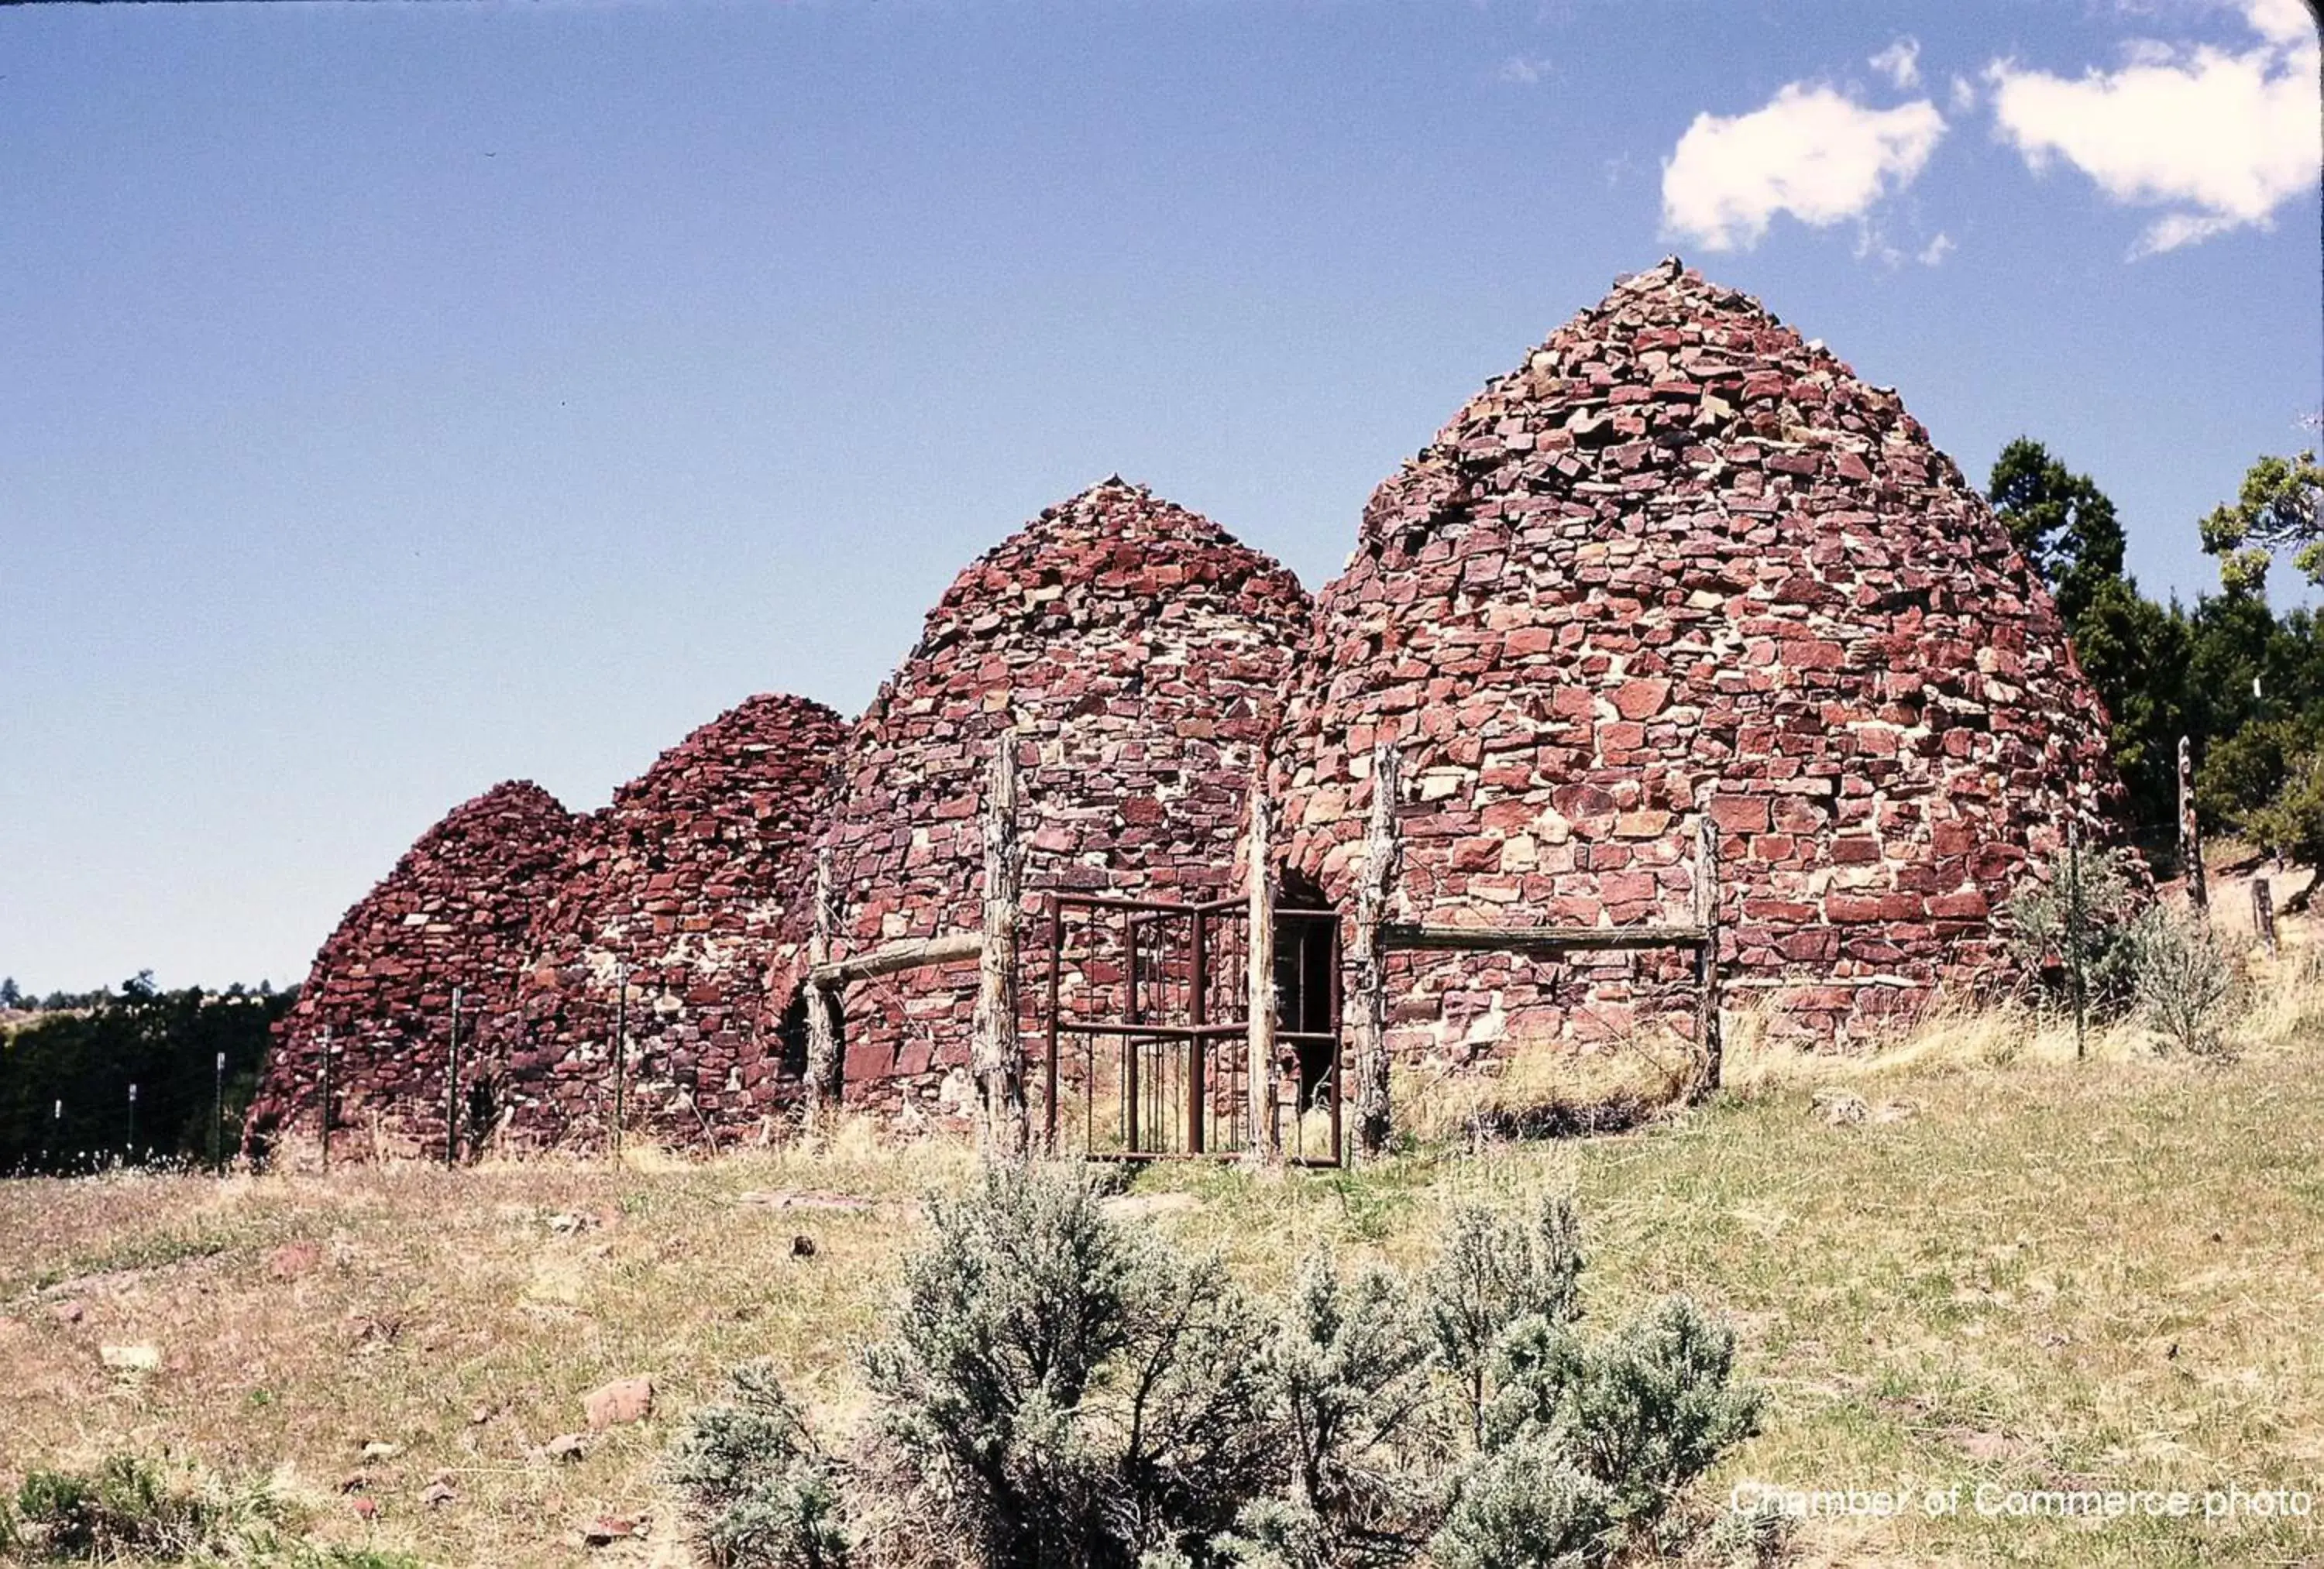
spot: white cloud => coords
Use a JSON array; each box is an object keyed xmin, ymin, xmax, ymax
[
  {"xmin": 1871, "ymin": 36, "xmax": 1923, "ymax": 90},
  {"xmin": 1918, "ymin": 232, "xmax": 1956, "ymax": 266},
  {"xmin": 1986, "ymin": 0, "xmax": 2320, "ymax": 255},
  {"xmin": 1948, "ymin": 73, "xmax": 1979, "ymax": 112},
  {"xmin": 1660, "ymin": 84, "xmax": 1948, "ymax": 252},
  {"xmin": 2242, "ymin": 0, "xmax": 2317, "ymax": 45},
  {"xmin": 1498, "ymin": 55, "xmax": 1552, "ymax": 85}
]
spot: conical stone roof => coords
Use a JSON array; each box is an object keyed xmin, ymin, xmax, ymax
[
  {"xmin": 247, "ymin": 780, "xmax": 576, "ymax": 1157},
  {"xmin": 503, "ymin": 692, "xmax": 846, "ymax": 1144},
  {"xmin": 1271, "ymin": 259, "xmax": 2123, "ymax": 1048},
  {"xmin": 805, "ymin": 479, "xmax": 1311, "ymax": 1103}
]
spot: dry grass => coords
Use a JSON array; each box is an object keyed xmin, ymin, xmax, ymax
[{"xmin": 5, "ymin": 954, "xmax": 2324, "ymax": 1567}]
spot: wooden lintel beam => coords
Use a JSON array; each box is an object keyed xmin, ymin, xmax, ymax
[
  {"xmin": 811, "ymin": 931, "xmax": 983, "ymax": 989},
  {"xmin": 1378, "ymin": 922, "xmax": 1709, "ymax": 954}
]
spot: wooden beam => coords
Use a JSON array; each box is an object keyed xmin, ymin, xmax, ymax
[
  {"xmin": 808, "ymin": 931, "xmax": 983, "ymax": 989},
  {"xmin": 1693, "ymin": 812, "xmax": 1724, "ymax": 1102},
  {"xmin": 1350, "ymin": 742, "xmax": 1401, "ymax": 1162},
  {"xmin": 973, "ymin": 732, "xmax": 1026, "ymax": 1159},
  {"xmin": 2180, "ymin": 735, "xmax": 2207, "ymax": 913},
  {"xmin": 803, "ymin": 846, "xmax": 841, "ymax": 1132},
  {"xmin": 1245, "ymin": 775, "xmax": 1279, "ymax": 1165},
  {"xmin": 2254, "ymin": 874, "xmax": 2279, "ymax": 956},
  {"xmin": 1377, "ymin": 922, "xmax": 1709, "ymax": 953}
]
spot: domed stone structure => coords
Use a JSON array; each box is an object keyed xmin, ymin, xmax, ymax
[
  {"xmin": 803, "ymin": 479, "xmax": 1310, "ymax": 1108},
  {"xmin": 1270, "ymin": 259, "xmax": 2123, "ymax": 1053},
  {"xmin": 498, "ymin": 693, "xmax": 846, "ymax": 1145},
  {"xmin": 246, "ymin": 781, "xmax": 575, "ymax": 1159}
]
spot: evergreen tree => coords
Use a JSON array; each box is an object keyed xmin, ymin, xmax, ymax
[{"xmin": 1989, "ymin": 437, "xmax": 2128, "ymax": 629}]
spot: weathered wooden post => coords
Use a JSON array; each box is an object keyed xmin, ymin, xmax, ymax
[
  {"xmin": 803, "ymin": 846, "xmax": 841, "ymax": 1134},
  {"xmin": 1351, "ymin": 742, "xmax": 1401, "ymax": 1162},
  {"xmin": 2179, "ymin": 736, "xmax": 2207, "ymax": 914},
  {"xmin": 2253, "ymin": 874, "xmax": 2279, "ymax": 956},
  {"xmin": 974, "ymin": 732, "xmax": 1026, "ymax": 1158},
  {"xmin": 212, "ymin": 1051, "xmax": 227, "ymax": 1173},
  {"xmin": 445, "ymin": 984, "xmax": 463, "ymax": 1168},
  {"xmin": 1245, "ymin": 778, "xmax": 1279, "ymax": 1163},
  {"xmin": 1692, "ymin": 811, "xmax": 1723, "ymax": 1101}
]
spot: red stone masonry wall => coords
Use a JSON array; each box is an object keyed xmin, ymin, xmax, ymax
[
  {"xmin": 797, "ymin": 479, "xmax": 1311, "ymax": 1114},
  {"xmin": 246, "ymin": 781, "xmax": 575, "ymax": 1159},
  {"xmin": 1270, "ymin": 259, "xmax": 2126, "ymax": 1053},
  {"xmin": 497, "ymin": 693, "xmax": 845, "ymax": 1145}
]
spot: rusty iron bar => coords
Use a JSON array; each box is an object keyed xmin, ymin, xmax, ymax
[{"xmin": 1046, "ymin": 895, "xmax": 1063, "ymax": 1153}]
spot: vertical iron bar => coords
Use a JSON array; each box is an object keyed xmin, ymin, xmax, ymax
[
  {"xmin": 1188, "ymin": 908, "xmax": 1207, "ymax": 1155},
  {"xmin": 1045, "ymin": 896, "xmax": 1061, "ymax": 1154},
  {"xmin": 1329, "ymin": 917, "xmax": 1344, "ymax": 1166},
  {"xmin": 1124, "ymin": 912, "xmax": 1141, "ymax": 1153},
  {"xmin": 125, "ymin": 1082, "xmax": 137, "ymax": 1166},
  {"xmin": 212, "ymin": 1052, "xmax": 226, "ymax": 1172}
]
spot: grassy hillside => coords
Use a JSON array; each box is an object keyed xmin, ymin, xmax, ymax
[{"xmin": 3, "ymin": 984, "xmax": 2322, "ymax": 1566}]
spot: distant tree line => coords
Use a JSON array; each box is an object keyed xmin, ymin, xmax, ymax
[
  {"xmin": 0, "ymin": 973, "xmax": 292, "ymax": 1176},
  {"xmin": 1991, "ymin": 440, "xmax": 2324, "ymax": 870}
]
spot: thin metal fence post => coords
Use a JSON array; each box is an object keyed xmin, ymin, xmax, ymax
[
  {"xmin": 319, "ymin": 1028, "xmax": 334, "ymax": 1172},
  {"xmin": 125, "ymin": 1082, "xmax": 137, "ymax": 1166},
  {"xmin": 445, "ymin": 984, "xmax": 463, "ymax": 1168},
  {"xmin": 2067, "ymin": 816, "xmax": 2087, "ymax": 1061},
  {"xmin": 611, "ymin": 963, "xmax": 628, "ymax": 1160},
  {"xmin": 213, "ymin": 1052, "xmax": 226, "ymax": 1172}
]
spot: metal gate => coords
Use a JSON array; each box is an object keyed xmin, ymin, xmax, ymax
[{"xmin": 1039, "ymin": 892, "xmax": 1342, "ymax": 1165}]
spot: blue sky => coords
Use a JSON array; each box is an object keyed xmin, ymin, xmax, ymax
[{"xmin": 3, "ymin": 0, "xmax": 2317, "ymax": 993}]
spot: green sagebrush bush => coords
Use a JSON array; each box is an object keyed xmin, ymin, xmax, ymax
[
  {"xmin": 11, "ymin": 1454, "xmax": 222, "ymax": 1560},
  {"xmin": 0, "ymin": 1452, "xmax": 385, "ymax": 1566},
  {"xmin": 2002, "ymin": 844, "xmax": 2141, "ymax": 1015},
  {"xmin": 2124, "ymin": 908, "xmax": 2243, "ymax": 1061},
  {"xmin": 861, "ymin": 1160, "xmax": 1274, "ymax": 1569},
  {"xmin": 674, "ymin": 1175, "xmax": 1758, "ymax": 1569},
  {"xmin": 665, "ymin": 1361, "xmax": 851, "ymax": 1569}
]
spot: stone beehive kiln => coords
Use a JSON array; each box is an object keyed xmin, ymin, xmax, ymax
[
  {"xmin": 496, "ymin": 693, "xmax": 845, "ymax": 1144},
  {"xmin": 1271, "ymin": 259, "xmax": 2123, "ymax": 1052},
  {"xmin": 801, "ymin": 479, "xmax": 1310, "ymax": 1108},
  {"xmin": 246, "ymin": 781, "xmax": 575, "ymax": 1159}
]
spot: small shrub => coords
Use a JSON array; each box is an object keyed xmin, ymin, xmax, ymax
[
  {"xmin": 2003, "ymin": 845, "xmax": 2140, "ymax": 1013},
  {"xmin": 681, "ymin": 1172, "xmax": 1755, "ymax": 1569},
  {"xmin": 1530, "ymin": 1296, "xmax": 1761, "ymax": 1529},
  {"xmin": 665, "ymin": 1361, "xmax": 851, "ymax": 1569},
  {"xmin": 1428, "ymin": 1439, "xmax": 1611, "ymax": 1569},
  {"xmin": 1260, "ymin": 1255, "xmax": 1438, "ymax": 1565},
  {"xmin": 2126, "ymin": 908, "xmax": 2243, "ymax": 1061},
  {"xmin": 12, "ymin": 1454, "xmax": 223, "ymax": 1560},
  {"xmin": 1425, "ymin": 1193, "xmax": 1583, "ymax": 1443},
  {"xmin": 858, "ymin": 1160, "xmax": 1274, "ymax": 1568}
]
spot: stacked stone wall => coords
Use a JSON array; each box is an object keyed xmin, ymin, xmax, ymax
[
  {"xmin": 1271, "ymin": 259, "xmax": 2126, "ymax": 1056},
  {"xmin": 798, "ymin": 479, "xmax": 1309, "ymax": 1118},
  {"xmin": 498, "ymin": 693, "xmax": 845, "ymax": 1144},
  {"xmin": 246, "ymin": 781, "xmax": 575, "ymax": 1160}
]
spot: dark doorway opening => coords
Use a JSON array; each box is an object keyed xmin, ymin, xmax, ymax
[{"xmin": 1275, "ymin": 871, "xmax": 1340, "ymax": 1117}]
